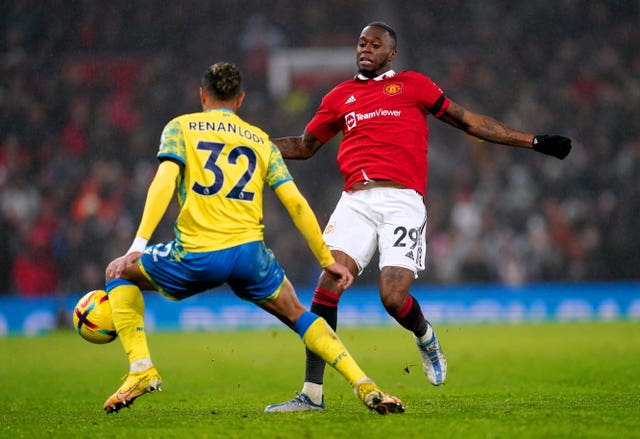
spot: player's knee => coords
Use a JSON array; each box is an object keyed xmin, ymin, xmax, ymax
[{"xmin": 381, "ymin": 291, "xmax": 410, "ymax": 314}]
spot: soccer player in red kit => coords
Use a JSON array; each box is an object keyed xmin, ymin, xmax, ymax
[{"xmin": 265, "ymin": 22, "xmax": 572, "ymax": 412}]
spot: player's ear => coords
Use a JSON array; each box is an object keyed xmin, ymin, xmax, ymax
[
  {"xmin": 199, "ymin": 87, "xmax": 207, "ymax": 108},
  {"xmin": 389, "ymin": 48, "xmax": 397, "ymax": 62},
  {"xmin": 235, "ymin": 91, "xmax": 246, "ymax": 111}
]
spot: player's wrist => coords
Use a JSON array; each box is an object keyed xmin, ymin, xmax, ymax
[
  {"xmin": 320, "ymin": 257, "xmax": 336, "ymax": 269},
  {"xmin": 532, "ymin": 134, "xmax": 572, "ymax": 160},
  {"xmin": 127, "ymin": 236, "xmax": 148, "ymax": 254}
]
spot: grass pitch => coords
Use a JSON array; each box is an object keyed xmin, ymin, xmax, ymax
[{"xmin": 1, "ymin": 321, "xmax": 639, "ymax": 438}]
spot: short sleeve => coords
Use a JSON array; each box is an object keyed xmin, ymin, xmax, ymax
[
  {"xmin": 157, "ymin": 118, "xmax": 186, "ymax": 165},
  {"xmin": 265, "ymin": 143, "xmax": 293, "ymax": 189},
  {"xmin": 305, "ymin": 94, "xmax": 343, "ymax": 143}
]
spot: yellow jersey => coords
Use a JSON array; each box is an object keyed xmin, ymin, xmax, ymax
[{"xmin": 157, "ymin": 108, "xmax": 292, "ymax": 252}]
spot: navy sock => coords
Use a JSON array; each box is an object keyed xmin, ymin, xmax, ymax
[{"xmin": 304, "ymin": 288, "xmax": 340, "ymax": 385}]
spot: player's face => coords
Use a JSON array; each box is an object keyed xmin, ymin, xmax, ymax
[{"xmin": 356, "ymin": 26, "xmax": 397, "ymax": 78}]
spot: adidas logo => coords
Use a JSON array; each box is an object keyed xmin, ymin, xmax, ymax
[{"xmin": 345, "ymin": 95, "xmax": 356, "ymax": 104}]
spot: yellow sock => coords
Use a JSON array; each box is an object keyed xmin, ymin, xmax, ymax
[
  {"xmin": 108, "ymin": 284, "xmax": 151, "ymax": 363},
  {"xmin": 302, "ymin": 318, "xmax": 367, "ymax": 387}
]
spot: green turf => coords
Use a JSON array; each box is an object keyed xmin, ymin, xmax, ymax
[{"xmin": 1, "ymin": 322, "xmax": 639, "ymax": 438}]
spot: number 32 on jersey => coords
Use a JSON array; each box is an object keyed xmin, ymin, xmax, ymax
[{"xmin": 192, "ymin": 140, "xmax": 256, "ymax": 201}]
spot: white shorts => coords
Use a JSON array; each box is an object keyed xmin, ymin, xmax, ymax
[{"xmin": 323, "ymin": 187, "xmax": 427, "ymax": 275}]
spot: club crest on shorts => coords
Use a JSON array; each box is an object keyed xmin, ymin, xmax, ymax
[{"xmin": 324, "ymin": 223, "xmax": 335, "ymax": 235}]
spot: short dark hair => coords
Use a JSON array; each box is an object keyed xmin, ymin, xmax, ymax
[
  {"xmin": 201, "ymin": 62, "xmax": 242, "ymax": 101},
  {"xmin": 365, "ymin": 21, "xmax": 397, "ymax": 49}
]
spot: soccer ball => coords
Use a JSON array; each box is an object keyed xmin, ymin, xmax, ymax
[{"xmin": 73, "ymin": 290, "xmax": 117, "ymax": 344}]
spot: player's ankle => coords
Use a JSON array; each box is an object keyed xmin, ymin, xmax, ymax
[
  {"xmin": 130, "ymin": 357, "xmax": 154, "ymax": 373},
  {"xmin": 416, "ymin": 324, "xmax": 434, "ymax": 344},
  {"xmin": 301, "ymin": 382, "xmax": 323, "ymax": 404}
]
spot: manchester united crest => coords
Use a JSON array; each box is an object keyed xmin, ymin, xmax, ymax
[{"xmin": 383, "ymin": 83, "xmax": 403, "ymax": 96}]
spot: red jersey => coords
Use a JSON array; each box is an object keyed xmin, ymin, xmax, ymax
[{"xmin": 306, "ymin": 70, "xmax": 449, "ymax": 196}]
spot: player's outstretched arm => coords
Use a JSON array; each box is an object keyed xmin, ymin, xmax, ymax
[
  {"xmin": 439, "ymin": 100, "xmax": 572, "ymax": 159},
  {"xmin": 272, "ymin": 130, "xmax": 325, "ymax": 160}
]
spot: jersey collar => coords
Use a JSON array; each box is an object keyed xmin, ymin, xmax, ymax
[
  {"xmin": 355, "ymin": 70, "xmax": 396, "ymax": 81},
  {"xmin": 205, "ymin": 107, "xmax": 234, "ymax": 113}
]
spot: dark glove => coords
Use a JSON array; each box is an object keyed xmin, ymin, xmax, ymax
[{"xmin": 532, "ymin": 135, "xmax": 572, "ymax": 160}]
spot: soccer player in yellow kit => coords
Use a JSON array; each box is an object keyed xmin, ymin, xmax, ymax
[{"xmin": 101, "ymin": 62, "xmax": 404, "ymax": 415}]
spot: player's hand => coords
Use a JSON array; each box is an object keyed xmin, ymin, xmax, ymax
[
  {"xmin": 105, "ymin": 251, "xmax": 142, "ymax": 280},
  {"xmin": 532, "ymin": 135, "xmax": 572, "ymax": 159},
  {"xmin": 323, "ymin": 262, "xmax": 354, "ymax": 290}
]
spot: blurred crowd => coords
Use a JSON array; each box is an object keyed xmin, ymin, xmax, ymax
[{"xmin": 1, "ymin": 0, "xmax": 638, "ymax": 296}]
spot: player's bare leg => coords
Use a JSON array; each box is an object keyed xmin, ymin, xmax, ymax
[{"xmin": 379, "ymin": 266, "xmax": 447, "ymax": 385}]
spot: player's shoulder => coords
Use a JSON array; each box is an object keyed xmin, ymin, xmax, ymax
[
  {"xmin": 326, "ymin": 77, "xmax": 361, "ymax": 94},
  {"xmin": 334, "ymin": 76, "xmax": 359, "ymax": 88},
  {"xmin": 397, "ymin": 70, "xmax": 433, "ymax": 82},
  {"xmin": 238, "ymin": 114, "xmax": 269, "ymax": 136},
  {"xmin": 160, "ymin": 112, "xmax": 206, "ymax": 139},
  {"xmin": 396, "ymin": 71, "xmax": 444, "ymax": 94},
  {"xmin": 322, "ymin": 78, "xmax": 361, "ymax": 103},
  {"xmin": 235, "ymin": 114, "xmax": 271, "ymax": 145},
  {"xmin": 166, "ymin": 111, "xmax": 204, "ymax": 127}
]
